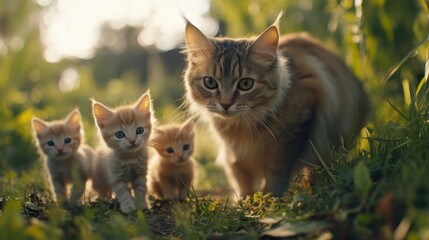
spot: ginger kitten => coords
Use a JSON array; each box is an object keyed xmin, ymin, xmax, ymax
[
  {"xmin": 148, "ymin": 121, "xmax": 196, "ymax": 201},
  {"xmin": 183, "ymin": 15, "xmax": 370, "ymax": 198},
  {"xmin": 92, "ymin": 91, "xmax": 154, "ymax": 213},
  {"xmin": 32, "ymin": 109, "xmax": 94, "ymax": 203}
]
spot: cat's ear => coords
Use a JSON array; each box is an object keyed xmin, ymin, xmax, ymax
[
  {"xmin": 150, "ymin": 129, "xmax": 165, "ymax": 147},
  {"xmin": 153, "ymin": 128, "xmax": 165, "ymax": 139},
  {"xmin": 65, "ymin": 109, "xmax": 82, "ymax": 129},
  {"xmin": 249, "ymin": 12, "xmax": 282, "ymax": 61},
  {"xmin": 249, "ymin": 25, "xmax": 279, "ymax": 61},
  {"xmin": 32, "ymin": 117, "xmax": 48, "ymax": 137},
  {"xmin": 185, "ymin": 21, "xmax": 213, "ymax": 58},
  {"xmin": 92, "ymin": 99, "xmax": 114, "ymax": 127},
  {"xmin": 134, "ymin": 91, "xmax": 151, "ymax": 113}
]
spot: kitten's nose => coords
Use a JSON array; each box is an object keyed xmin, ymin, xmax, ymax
[
  {"xmin": 220, "ymin": 103, "xmax": 232, "ymax": 110},
  {"xmin": 128, "ymin": 139, "xmax": 136, "ymax": 145}
]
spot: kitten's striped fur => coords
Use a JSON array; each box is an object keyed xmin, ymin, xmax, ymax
[
  {"xmin": 183, "ymin": 17, "xmax": 370, "ymax": 197},
  {"xmin": 31, "ymin": 109, "xmax": 94, "ymax": 203},
  {"xmin": 92, "ymin": 91, "xmax": 154, "ymax": 213}
]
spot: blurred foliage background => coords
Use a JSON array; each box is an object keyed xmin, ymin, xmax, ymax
[{"xmin": 0, "ymin": 0, "xmax": 428, "ymax": 192}]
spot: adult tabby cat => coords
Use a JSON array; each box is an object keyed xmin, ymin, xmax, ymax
[
  {"xmin": 92, "ymin": 91, "xmax": 154, "ymax": 213},
  {"xmin": 32, "ymin": 109, "xmax": 94, "ymax": 203},
  {"xmin": 183, "ymin": 15, "xmax": 370, "ymax": 198}
]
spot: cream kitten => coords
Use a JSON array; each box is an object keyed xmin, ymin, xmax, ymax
[
  {"xmin": 31, "ymin": 109, "xmax": 94, "ymax": 203},
  {"xmin": 183, "ymin": 15, "xmax": 370, "ymax": 198},
  {"xmin": 92, "ymin": 91, "xmax": 154, "ymax": 213},
  {"xmin": 148, "ymin": 121, "xmax": 196, "ymax": 201}
]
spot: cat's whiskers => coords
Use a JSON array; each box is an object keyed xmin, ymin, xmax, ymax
[
  {"xmin": 170, "ymin": 97, "xmax": 192, "ymax": 123},
  {"xmin": 244, "ymin": 108, "xmax": 278, "ymax": 143},
  {"xmin": 242, "ymin": 114, "xmax": 265, "ymax": 148},
  {"xmin": 188, "ymin": 107, "xmax": 206, "ymax": 128},
  {"xmin": 253, "ymin": 105, "xmax": 292, "ymax": 136},
  {"xmin": 190, "ymin": 106, "xmax": 216, "ymax": 129},
  {"xmin": 168, "ymin": 97, "xmax": 206, "ymax": 132}
]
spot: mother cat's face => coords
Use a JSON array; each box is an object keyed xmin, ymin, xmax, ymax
[{"xmin": 183, "ymin": 23, "xmax": 283, "ymax": 119}]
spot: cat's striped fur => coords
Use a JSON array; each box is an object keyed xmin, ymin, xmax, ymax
[{"xmin": 183, "ymin": 17, "xmax": 370, "ymax": 198}]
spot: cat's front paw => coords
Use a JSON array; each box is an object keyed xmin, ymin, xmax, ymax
[{"xmin": 119, "ymin": 202, "xmax": 136, "ymax": 213}]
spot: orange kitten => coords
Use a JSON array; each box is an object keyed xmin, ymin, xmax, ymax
[
  {"xmin": 183, "ymin": 15, "xmax": 370, "ymax": 198},
  {"xmin": 148, "ymin": 121, "xmax": 196, "ymax": 201},
  {"xmin": 31, "ymin": 109, "xmax": 95, "ymax": 203},
  {"xmin": 92, "ymin": 91, "xmax": 154, "ymax": 213}
]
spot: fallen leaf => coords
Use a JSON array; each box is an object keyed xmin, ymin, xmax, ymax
[
  {"xmin": 259, "ymin": 217, "xmax": 283, "ymax": 225},
  {"xmin": 262, "ymin": 220, "xmax": 331, "ymax": 237}
]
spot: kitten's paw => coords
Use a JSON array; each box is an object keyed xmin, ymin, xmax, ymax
[{"xmin": 120, "ymin": 202, "xmax": 136, "ymax": 213}]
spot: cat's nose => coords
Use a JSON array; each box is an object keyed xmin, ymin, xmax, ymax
[
  {"xmin": 128, "ymin": 139, "xmax": 136, "ymax": 145},
  {"xmin": 220, "ymin": 103, "xmax": 232, "ymax": 110}
]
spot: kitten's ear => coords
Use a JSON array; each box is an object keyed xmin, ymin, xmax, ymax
[
  {"xmin": 92, "ymin": 99, "xmax": 114, "ymax": 127},
  {"xmin": 134, "ymin": 91, "xmax": 151, "ymax": 113},
  {"xmin": 65, "ymin": 109, "xmax": 82, "ymax": 129},
  {"xmin": 32, "ymin": 117, "xmax": 48, "ymax": 137},
  {"xmin": 185, "ymin": 21, "xmax": 213, "ymax": 57},
  {"xmin": 249, "ymin": 12, "xmax": 282, "ymax": 62},
  {"xmin": 155, "ymin": 129, "xmax": 165, "ymax": 135},
  {"xmin": 153, "ymin": 129, "xmax": 165, "ymax": 138},
  {"xmin": 150, "ymin": 129, "xmax": 165, "ymax": 147}
]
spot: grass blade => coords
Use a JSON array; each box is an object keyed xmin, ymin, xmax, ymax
[
  {"xmin": 420, "ymin": 0, "xmax": 429, "ymax": 13},
  {"xmin": 381, "ymin": 35, "xmax": 429, "ymax": 86},
  {"xmin": 309, "ymin": 141, "xmax": 336, "ymax": 182}
]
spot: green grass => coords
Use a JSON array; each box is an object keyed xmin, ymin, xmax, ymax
[
  {"xmin": 1, "ymin": 99, "xmax": 428, "ymax": 239},
  {"xmin": 1, "ymin": 0, "xmax": 428, "ymax": 238}
]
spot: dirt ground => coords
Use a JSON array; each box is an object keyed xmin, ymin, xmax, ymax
[{"xmin": 9, "ymin": 189, "xmax": 232, "ymax": 238}]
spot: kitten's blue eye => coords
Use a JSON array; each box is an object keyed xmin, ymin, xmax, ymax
[
  {"xmin": 203, "ymin": 76, "xmax": 218, "ymax": 90},
  {"xmin": 136, "ymin": 127, "xmax": 144, "ymax": 135},
  {"xmin": 166, "ymin": 147, "xmax": 174, "ymax": 154},
  {"xmin": 115, "ymin": 131, "xmax": 126, "ymax": 139},
  {"xmin": 47, "ymin": 140, "xmax": 55, "ymax": 146},
  {"xmin": 237, "ymin": 78, "xmax": 254, "ymax": 91},
  {"xmin": 64, "ymin": 138, "xmax": 71, "ymax": 144},
  {"xmin": 183, "ymin": 144, "xmax": 190, "ymax": 151}
]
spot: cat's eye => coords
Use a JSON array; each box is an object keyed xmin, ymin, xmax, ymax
[
  {"xmin": 237, "ymin": 78, "xmax": 254, "ymax": 91},
  {"xmin": 47, "ymin": 140, "xmax": 55, "ymax": 146},
  {"xmin": 166, "ymin": 147, "xmax": 174, "ymax": 154},
  {"xmin": 136, "ymin": 127, "xmax": 144, "ymax": 135},
  {"xmin": 183, "ymin": 144, "xmax": 190, "ymax": 151},
  {"xmin": 115, "ymin": 131, "xmax": 126, "ymax": 139},
  {"xmin": 64, "ymin": 138, "xmax": 72, "ymax": 144},
  {"xmin": 203, "ymin": 76, "xmax": 218, "ymax": 90}
]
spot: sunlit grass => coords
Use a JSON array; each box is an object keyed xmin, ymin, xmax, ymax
[
  {"xmin": 1, "ymin": 99, "xmax": 428, "ymax": 238},
  {"xmin": 1, "ymin": 0, "xmax": 429, "ymax": 239}
]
